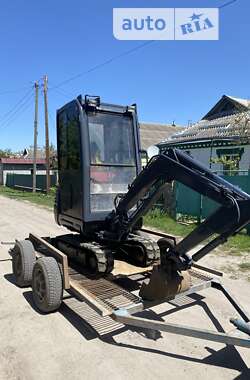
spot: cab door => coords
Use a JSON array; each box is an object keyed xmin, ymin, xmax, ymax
[{"xmin": 57, "ymin": 102, "xmax": 82, "ymax": 219}]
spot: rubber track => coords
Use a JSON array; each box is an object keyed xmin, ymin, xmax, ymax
[
  {"xmin": 80, "ymin": 242, "xmax": 114, "ymax": 273},
  {"xmin": 125, "ymin": 234, "xmax": 160, "ymax": 266}
]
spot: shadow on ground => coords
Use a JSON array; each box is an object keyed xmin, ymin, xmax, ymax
[
  {"xmin": 59, "ymin": 291, "xmax": 250, "ymax": 379},
  {"xmin": 4, "ymin": 272, "xmax": 250, "ymax": 379},
  {"xmin": 4, "ymin": 273, "xmax": 16, "ymax": 285}
]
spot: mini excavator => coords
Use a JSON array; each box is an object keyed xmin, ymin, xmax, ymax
[{"xmin": 53, "ymin": 95, "xmax": 250, "ymax": 300}]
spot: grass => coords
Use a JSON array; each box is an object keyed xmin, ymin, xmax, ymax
[
  {"xmin": 144, "ymin": 208, "xmax": 250, "ymax": 253},
  {"xmin": 1, "ymin": 186, "xmax": 250, "ymax": 254},
  {"xmin": 144, "ymin": 209, "xmax": 194, "ymax": 236},
  {"xmin": 225, "ymin": 234, "xmax": 250, "ymax": 254},
  {"xmin": 0, "ymin": 185, "xmax": 55, "ymax": 209}
]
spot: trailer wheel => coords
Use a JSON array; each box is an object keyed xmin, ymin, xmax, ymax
[
  {"xmin": 32, "ymin": 257, "xmax": 63, "ymax": 313},
  {"xmin": 12, "ymin": 240, "xmax": 36, "ymax": 287}
]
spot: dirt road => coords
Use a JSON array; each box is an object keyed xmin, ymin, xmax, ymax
[{"xmin": 0, "ymin": 195, "xmax": 250, "ymax": 380}]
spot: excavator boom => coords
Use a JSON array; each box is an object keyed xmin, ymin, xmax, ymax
[{"xmin": 104, "ymin": 148, "xmax": 250, "ymax": 270}]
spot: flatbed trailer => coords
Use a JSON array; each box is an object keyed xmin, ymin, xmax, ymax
[{"xmin": 10, "ymin": 231, "xmax": 249, "ymax": 349}]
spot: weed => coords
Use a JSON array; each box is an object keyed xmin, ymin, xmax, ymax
[{"xmin": 238, "ymin": 262, "xmax": 250, "ymax": 272}]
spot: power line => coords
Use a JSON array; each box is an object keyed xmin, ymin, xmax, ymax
[
  {"xmin": 0, "ymin": 0, "xmax": 239, "ymax": 100},
  {"xmin": 0, "ymin": 85, "xmax": 32, "ymax": 96},
  {"xmin": 48, "ymin": 84, "xmax": 72, "ymax": 99},
  {"xmin": 49, "ymin": 0, "xmax": 239, "ymax": 92},
  {"xmin": 49, "ymin": 41, "xmax": 154, "ymax": 91},
  {"xmin": 219, "ymin": 0, "xmax": 238, "ymax": 9},
  {"xmin": 0, "ymin": 0, "xmax": 239, "ymax": 105},
  {"xmin": 0, "ymin": 92, "xmax": 34, "ymax": 127},
  {"xmin": 0, "ymin": 87, "xmax": 33, "ymax": 123},
  {"xmin": 2, "ymin": 99, "xmax": 34, "ymax": 129},
  {"xmin": 0, "ymin": 98, "xmax": 34, "ymax": 129},
  {"xmin": 0, "ymin": 93, "xmax": 34, "ymax": 129}
]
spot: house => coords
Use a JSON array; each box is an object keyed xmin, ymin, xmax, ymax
[
  {"xmin": 0, "ymin": 158, "xmax": 46, "ymax": 186},
  {"xmin": 139, "ymin": 122, "xmax": 185, "ymax": 150},
  {"xmin": 158, "ymin": 95, "xmax": 250, "ymax": 174}
]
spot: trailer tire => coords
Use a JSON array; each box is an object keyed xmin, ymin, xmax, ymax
[
  {"xmin": 12, "ymin": 240, "xmax": 36, "ymax": 287},
  {"xmin": 32, "ymin": 257, "xmax": 63, "ymax": 313}
]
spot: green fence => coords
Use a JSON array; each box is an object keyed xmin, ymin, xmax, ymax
[
  {"xmin": 175, "ymin": 172, "xmax": 250, "ymax": 232},
  {"xmin": 6, "ymin": 173, "xmax": 57, "ymax": 191}
]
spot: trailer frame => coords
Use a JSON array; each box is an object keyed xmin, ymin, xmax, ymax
[{"xmin": 26, "ymin": 232, "xmax": 250, "ymax": 349}]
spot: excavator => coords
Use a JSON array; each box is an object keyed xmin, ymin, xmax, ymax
[
  {"xmin": 51, "ymin": 94, "xmax": 250, "ymax": 299},
  {"xmin": 11, "ymin": 94, "xmax": 250, "ymax": 346}
]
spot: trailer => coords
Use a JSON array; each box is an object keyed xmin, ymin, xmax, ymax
[
  {"xmin": 9, "ymin": 94, "xmax": 250, "ymax": 351},
  {"xmin": 10, "ymin": 230, "xmax": 250, "ymax": 349}
]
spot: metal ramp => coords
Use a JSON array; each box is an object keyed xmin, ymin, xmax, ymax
[
  {"xmin": 63, "ymin": 267, "xmax": 214, "ymax": 338},
  {"xmin": 69, "ymin": 270, "xmax": 141, "ymax": 317},
  {"xmin": 67, "ymin": 266, "xmax": 214, "ymax": 317}
]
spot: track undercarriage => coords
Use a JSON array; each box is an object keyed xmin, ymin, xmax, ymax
[{"xmin": 52, "ymin": 233, "xmax": 160, "ymax": 275}]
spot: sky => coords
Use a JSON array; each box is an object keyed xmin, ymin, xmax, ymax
[{"xmin": 0, "ymin": 0, "xmax": 248, "ymax": 151}]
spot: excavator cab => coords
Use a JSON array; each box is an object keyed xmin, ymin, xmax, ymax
[{"xmin": 55, "ymin": 95, "xmax": 142, "ymax": 234}]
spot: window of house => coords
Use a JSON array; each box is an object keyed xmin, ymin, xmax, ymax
[{"xmin": 216, "ymin": 148, "xmax": 244, "ymax": 175}]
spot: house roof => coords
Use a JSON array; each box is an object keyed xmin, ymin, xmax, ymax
[
  {"xmin": 202, "ymin": 95, "xmax": 250, "ymax": 121},
  {"xmin": 226, "ymin": 96, "xmax": 250, "ymax": 110},
  {"xmin": 0, "ymin": 158, "xmax": 46, "ymax": 164},
  {"xmin": 139, "ymin": 122, "xmax": 185, "ymax": 149},
  {"xmin": 160, "ymin": 95, "xmax": 250, "ymax": 146}
]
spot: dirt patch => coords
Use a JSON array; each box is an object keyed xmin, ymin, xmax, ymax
[{"xmin": 199, "ymin": 248, "xmax": 250, "ymax": 282}]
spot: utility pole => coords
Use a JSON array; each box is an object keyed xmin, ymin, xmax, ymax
[
  {"xmin": 43, "ymin": 75, "xmax": 50, "ymax": 193},
  {"xmin": 32, "ymin": 82, "xmax": 39, "ymax": 193}
]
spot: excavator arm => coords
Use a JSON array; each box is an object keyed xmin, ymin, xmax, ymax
[{"xmin": 104, "ymin": 148, "xmax": 250, "ymax": 271}]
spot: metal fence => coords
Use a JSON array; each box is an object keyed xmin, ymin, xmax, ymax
[
  {"xmin": 6, "ymin": 173, "xmax": 57, "ymax": 191},
  {"xmin": 175, "ymin": 171, "xmax": 250, "ymax": 233}
]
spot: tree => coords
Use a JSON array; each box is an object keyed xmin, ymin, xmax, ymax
[
  {"xmin": 0, "ymin": 148, "xmax": 14, "ymax": 158},
  {"xmin": 210, "ymin": 113, "xmax": 250, "ymax": 175},
  {"xmin": 211, "ymin": 155, "xmax": 240, "ymax": 175},
  {"xmin": 49, "ymin": 143, "xmax": 58, "ymax": 169}
]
